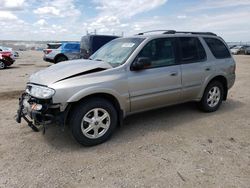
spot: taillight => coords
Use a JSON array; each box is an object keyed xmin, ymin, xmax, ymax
[{"xmin": 44, "ymin": 49, "xmax": 52, "ymax": 54}]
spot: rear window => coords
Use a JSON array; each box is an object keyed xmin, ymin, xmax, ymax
[
  {"xmin": 203, "ymin": 38, "xmax": 231, "ymax": 59},
  {"xmin": 179, "ymin": 37, "xmax": 206, "ymax": 63}
]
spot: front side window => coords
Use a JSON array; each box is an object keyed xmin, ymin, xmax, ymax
[
  {"xmin": 179, "ymin": 37, "xmax": 206, "ymax": 63},
  {"xmin": 204, "ymin": 38, "xmax": 231, "ymax": 59},
  {"xmin": 136, "ymin": 38, "xmax": 176, "ymax": 69}
]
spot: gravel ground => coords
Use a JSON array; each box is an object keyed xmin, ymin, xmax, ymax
[{"xmin": 0, "ymin": 51, "xmax": 249, "ymax": 188}]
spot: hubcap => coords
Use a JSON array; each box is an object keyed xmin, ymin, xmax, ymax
[
  {"xmin": 81, "ymin": 108, "xmax": 111, "ymax": 139},
  {"xmin": 207, "ymin": 86, "xmax": 221, "ymax": 107},
  {"xmin": 0, "ymin": 61, "xmax": 5, "ymax": 69}
]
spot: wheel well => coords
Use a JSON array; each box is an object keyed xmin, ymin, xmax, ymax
[
  {"xmin": 55, "ymin": 54, "xmax": 68, "ymax": 62},
  {"xmin": 65, "ymin": 93, "xmax": 123, "ymax": 126},
  {"xmin": 208, "ymin": 76, "xmax": 228, "ymax": 100}
]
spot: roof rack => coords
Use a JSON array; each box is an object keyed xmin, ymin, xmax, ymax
[
  {"xmin": 137, "ymin": 30, "xmax": 217, "ymax": 36},
  {"xmin": 137, "ymin": 30, "xmax": 176, "ymax": 35}
]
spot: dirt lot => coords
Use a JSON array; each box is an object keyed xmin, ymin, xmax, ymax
[{"xmin": 0, "ymin": 51, "xmax": 249, "ymax": 188}]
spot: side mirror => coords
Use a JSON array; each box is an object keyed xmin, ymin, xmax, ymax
[{"xmin": 132, "ymin": 57, "xmax": 151, "ymax": 71}]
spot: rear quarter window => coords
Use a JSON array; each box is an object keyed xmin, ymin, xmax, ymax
[{"xmin": 203, "ymin": 38, "xmax": 231, "ymax": 59}]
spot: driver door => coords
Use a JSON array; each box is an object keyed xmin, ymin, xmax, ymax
[{"xmin": 127, "ymin": 37, "xmax": 182, "ymax": 113}]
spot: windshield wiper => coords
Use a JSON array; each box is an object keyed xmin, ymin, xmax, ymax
[{"xmin": 94, "ymin": 59, "xmax": 104, "ymax": 61}]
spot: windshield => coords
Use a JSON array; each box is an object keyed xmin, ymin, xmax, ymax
[{"xmin": 90, "ymin": 37, "xmax": 145, "ymax": 67}]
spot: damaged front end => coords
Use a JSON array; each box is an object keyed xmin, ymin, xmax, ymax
[{"xmin": 16, "ymin": 92, "xmax": 63, "ymax": 133}]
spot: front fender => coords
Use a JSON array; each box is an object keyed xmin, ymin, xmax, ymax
[{"xmin": 67, "ymin": 87, "xmax": 129, "ymax": 113}]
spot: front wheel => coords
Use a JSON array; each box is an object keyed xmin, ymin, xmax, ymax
[
  {"xmin": 0, "ymin": 61, "xmax": 6, "ymax": 69},
  {"xmin": 199, "ymin": 81, "xmax": 224, "ymax": 112},
  {"xmin": 70, "ymin": 98, "xmax": 118, "ymax": 146}
]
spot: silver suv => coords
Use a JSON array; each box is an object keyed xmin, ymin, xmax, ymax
[{"xmin": 16, "ymin": 30, "xmax": 236, "ymax": 146}]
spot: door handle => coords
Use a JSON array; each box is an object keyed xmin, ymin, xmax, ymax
[{"xmin": 170, "ymin": 72, "xmax": 178, "ymax": 76}]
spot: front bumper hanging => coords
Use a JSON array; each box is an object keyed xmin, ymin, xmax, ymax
[
  {"xmin": 16, "ymin": 93, "xmax": 59, "ymax": 133},
  {"xmin": 16, "ymin": 93, "xmax": 39, "ymax": 132}
]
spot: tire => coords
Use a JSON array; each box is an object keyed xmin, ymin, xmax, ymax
[
  {"xmin": 199, "ymin": 81, "xmax": 224, "ymax": 112},
  {"xmin": 55, "ymin": 55, "xmax": 67, "ymax": 63},
  {"xmin": 70, "ymin": 98, "xmax": 118, "ymax": 146},
  {"xmin": 0, "ymin": 61, "xmax": 6, "ymax": 69}
]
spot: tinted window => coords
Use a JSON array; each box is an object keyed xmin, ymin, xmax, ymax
[
  {"xmin": 92, "ymin": 36, "xmax": 118, "ymax": 53},
  {"xmin": 204, "ymin": 38, "xmax": 231, "ymax": 59},
  {"xmin": 179, "ymin": 37, "xmax": 206, "ymax": 63},
  {"xmin": 64, "ymin": 43, "xmax": 80, "ymax": 50},
  {"xmin": 47, "ymin": 44, "xmax": 61, "ymax": 49},
  {"xmin": 137, "ymin": 38, "xmax": 176, "ymax": 69}
]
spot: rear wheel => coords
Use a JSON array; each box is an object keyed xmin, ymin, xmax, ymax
[
  {"xmin": 55, "ymin": 55, "xmax": 67, "ymax": 63},
  {"xmin": 199, "ymin": 81, "xmax": 224, "ymax": 112},
  {"xmin": 70, "ymin": 98, "xmax": 118, "ymax": 146},
  {"xmin": 0, "ymin": 61, "xmax": 5, "ymax": 69}
]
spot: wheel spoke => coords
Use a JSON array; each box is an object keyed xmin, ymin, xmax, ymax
[
  {"xmin": 94, "ymin": 109, "xmax": 99, "ymax": 119},
  {"xmin": 99, "ymin": 122, "xmax": 108, "ymax": 129},
  {"xmin": 83, "ymin": 116, "xmax": 92, "ymax": 123},
  {"xmin": 83, "ymin": 125, "xmax": 94, "ymax": 133},
  {"xmin": 100, "ymin": 113, "xmax": 108, "ymax": 122},
  {"xmin": 93, "ymin": 127, "xmax": 99, "ymax": 138},
  {"xmin": 207, "ymin": 97, "xmax": 213, "ymax": 102}
]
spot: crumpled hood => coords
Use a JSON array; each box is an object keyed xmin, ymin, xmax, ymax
[{"xmin": 29, "ymin": 59, "xmax": 112, "ymax": 86}]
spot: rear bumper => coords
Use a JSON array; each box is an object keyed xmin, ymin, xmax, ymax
[{"xmin": 227, "ymin": 74, "xmax": 235, "ymax": 90}]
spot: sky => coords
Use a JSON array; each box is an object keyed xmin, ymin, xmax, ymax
[{"xmin": 0, "ymin": 0, "xmax": 250, "ymax": 42}]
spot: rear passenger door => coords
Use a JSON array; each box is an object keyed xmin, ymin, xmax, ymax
[
  {"xmin": 178, "ymin": 37, "xmax": 209, "ymax": 101},
  {"xmin": 128, "ymin": 37, "xmax": 182, "ymax": 112}
]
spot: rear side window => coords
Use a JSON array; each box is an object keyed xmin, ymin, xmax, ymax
[
  {"xmin": 179, "ymin": 37, "xmax": 206, "ymax": 63},
  {"xmin": 203, "ymin": 38, "xmax": 231, "ymax": 59},
  {"xmin": 64, "ymin": 43, "xmax": 80, "ymax": 50}
]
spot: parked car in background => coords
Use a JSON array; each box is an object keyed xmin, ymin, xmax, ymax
[
  {"xmin": 80, "ymin": 35, "xmax": 119, "ymax": 59},
  {"xmin": 230, "ymin": 45, "xmax": 249, "ymax": 55},
  {"xmin": 0, "ymin": 51, "xmax": 15, "ymax": 69},
  {"xmin": 244, "ymin": 47, "xmax": 250, "ymax": 55},
  {"xmin": 43, "ymin": 42, "xmax": 80, "ymax": 63},
  {"xmin": 228, "ymin": 44, "xmax": 236, "ymax": 49},
  {"xmin": 0, "ymin": 46, "xmax": 19, "ymax": 58},
  {"xmin": 16, "ymin": 30, "xmax": 235, "ymax": 146}
]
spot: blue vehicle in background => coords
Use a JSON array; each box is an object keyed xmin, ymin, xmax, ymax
[{"xmin": 43, "ymin": 42, "xmax": 80, "ymax": 63}]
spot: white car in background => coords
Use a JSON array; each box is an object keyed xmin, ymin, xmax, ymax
[
  {"xmin": 0, "ymin": 46, "xmax": 19, "ymax": 58},
  {"xmin": 230, "ymin": 45, "xmax": 249, "ymax": 55}
]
